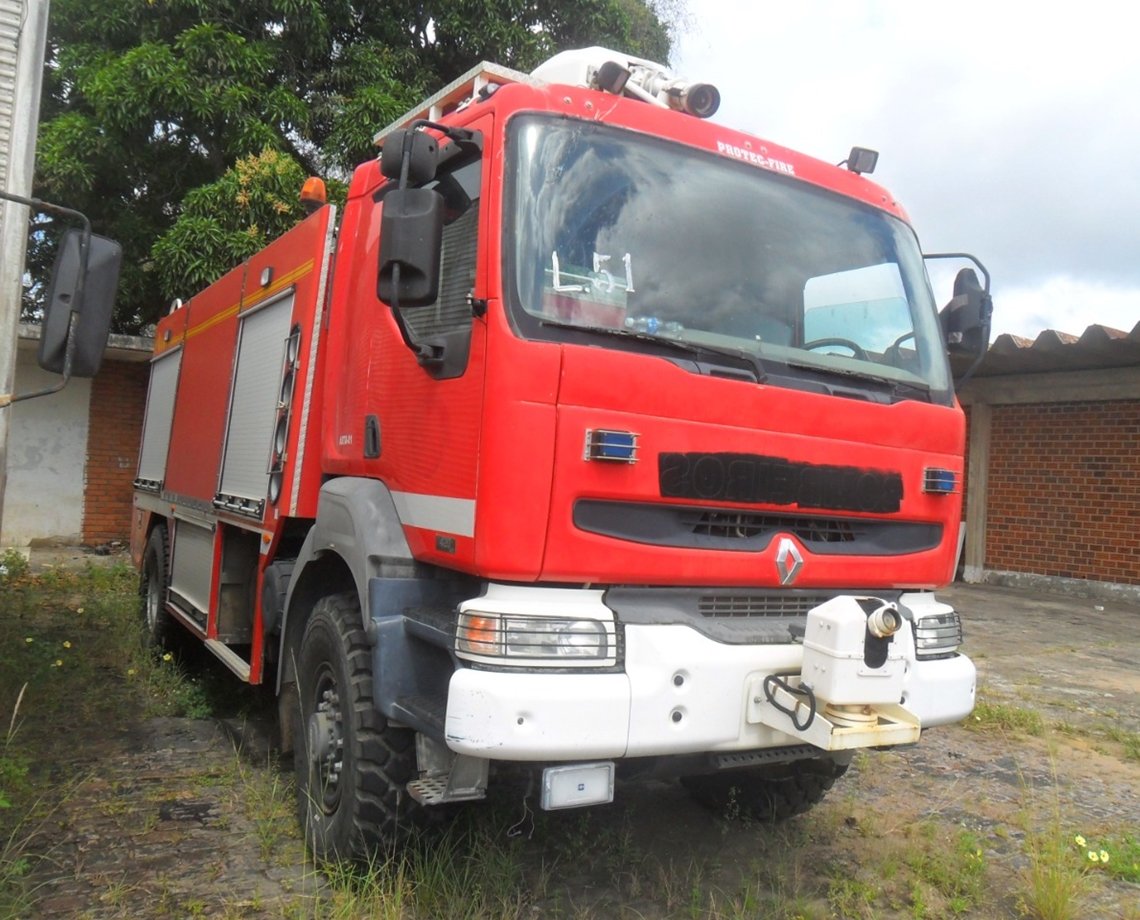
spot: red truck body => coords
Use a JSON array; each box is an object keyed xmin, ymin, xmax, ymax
[{"xmin": 132, "ymin": 50, "xmax": 980, "ymax": 859}]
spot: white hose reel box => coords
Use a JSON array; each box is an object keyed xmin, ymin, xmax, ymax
[{"xmin": 800, "ymin": 595, "xmax": 906, "ymax": 706}]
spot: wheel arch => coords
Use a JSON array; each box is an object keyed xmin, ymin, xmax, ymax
[{"xmin": 276, "ymin": 477, "xmax": 416, "ymax": 697}]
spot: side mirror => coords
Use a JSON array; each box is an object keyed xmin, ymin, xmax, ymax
[
  {"xmin": 377, "ymin": 188, "xmax": 444, "ymax": 308},
  {"xmin": 939, "ymin": 267, "xmax": 991, "ymax": 359},
  {"xmin": 38, "ymin": 229, "xmax": 122, "ymax": 378},
  {"xmin": 380, "ymin": 130, "xmax": 440, "ymax": 185}
]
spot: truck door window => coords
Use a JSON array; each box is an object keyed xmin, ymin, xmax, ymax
[{"xmin": 803, "ymin": 263, "xmax": 915, "ymax": 361}]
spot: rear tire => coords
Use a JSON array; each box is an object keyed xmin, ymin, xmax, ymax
[
  {"xmin": 139, "ymin": 526, "xmax": 175, "ymax": 648},
  {"xmin": 292, "ymin": 592, "xmax": 425, "ymax": 862},
  {"xmin": 681, "ymin": 757, "xmax": 848, "ymax": 822}
]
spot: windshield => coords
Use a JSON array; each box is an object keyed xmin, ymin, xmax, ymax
[{"xmin": 506, "ymin": 117, "xmax": 952, "ymax": 401}]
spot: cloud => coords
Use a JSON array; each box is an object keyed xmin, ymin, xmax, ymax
[{"xmin": 672, "ymin": 0, "xmax": 1140, "ymax": 338}]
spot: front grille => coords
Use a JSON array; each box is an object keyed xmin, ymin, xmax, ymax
[
  {"xmin": 685, "ymin": 510, "xmax": 857, "ymax": 544},
  {"xmin": 698, "ymin": 593, "xmax": 832, "ymax": 618}
]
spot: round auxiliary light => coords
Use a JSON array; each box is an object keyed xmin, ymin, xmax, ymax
[
  {"xmin": 279, "ymin": 368, "xmax": 294, "ymax": 406},
  {"xmin": 273, "ymin": 415, "xmax": 289, "ymax": 459}
]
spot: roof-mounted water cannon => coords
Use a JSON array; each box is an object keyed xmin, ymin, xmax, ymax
[{"xmin": 531, "ymin": 46, "xmax": 720, "ymax": 119}]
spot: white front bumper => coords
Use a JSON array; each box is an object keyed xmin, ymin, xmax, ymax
[{"xmin": 444, "ymin": 606, "xmax": 976, "ymax": 761}]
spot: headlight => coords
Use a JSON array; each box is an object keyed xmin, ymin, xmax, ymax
[
  {"xmin": 913, "ymin": 611, "xmax": 963, "ymax": 660},
  {"xmin": 456, "ymin": 611, "xmax": 616, "ymax": 667}
]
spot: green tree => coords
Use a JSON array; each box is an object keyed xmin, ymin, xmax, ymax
[{"xmin": 34, "ymin": 0, "xmax": 676, "ymax": 331}]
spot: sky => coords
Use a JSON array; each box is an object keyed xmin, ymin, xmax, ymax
[{"xmin": 670, "ymin": 0, "xmax": 1140, "ymax": 340}]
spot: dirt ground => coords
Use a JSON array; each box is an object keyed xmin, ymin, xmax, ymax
[{"xmin": 17, "ymin": 581, "xmax": 1140, "ymax": 918}]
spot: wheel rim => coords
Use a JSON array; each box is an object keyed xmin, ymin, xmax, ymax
[{"xmin": 307, "ymin": 665, "xmax": 345, "ymax": 814}]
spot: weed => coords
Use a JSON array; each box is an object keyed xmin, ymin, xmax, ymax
[
  {"xmin": 968, "ymin": 696, "xmax": 1045, "ymax": 736},
  {"xmin": 1019, "ymin": 827, "xmax": 1091, "ymax": 920},
  {"xmin": 827, "ymin": 874, "xmax": 878, "ymax": 918},
  {"xmin": 1104, "ymin": 727, "xmax": 1140, "ymax": 763},
  {"xmin": 1070, "ymin": 830, "xmax": 1140, "ymax": 885},
  {"xmin": 903, "ymin": 827, "xmax": 986, "ymax": 914},
  {"xmin": 0, "ymin": 549, "xmax": 29, "ymax": 586}
]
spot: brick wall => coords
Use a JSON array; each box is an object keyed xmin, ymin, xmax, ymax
[
  {"xmin": 985, "ymin": 400, "xmax": 1140, "ymax": 585},
  {"xmin": 83, "ymin": 360, "xmax": 149, "ymax": 544}
]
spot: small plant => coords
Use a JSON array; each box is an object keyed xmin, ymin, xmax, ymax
[
  {"xmin": 827, "ymin": 874, "xmax": 879, "ymax": 918},
  {"xmin": 1019, "ymin": 829, "xmax": 1093, "ymax": 920},
  {"xmin": 968, "ymin": 697, "xmax": 1045, "ymax": 736},
  {"xmin": 1070, "ymin": 831, "xmax": 1140, "ymax": 885},
  {"xmin": 0, "ymin": 549, "xmax": 29, "ymax": 586},
  {"xmin": 903, "ymin": 828, "xmax": 986, "ymax": 915},
  {"xmin": 1104, "ymin": 727, "xmax": 1140, "ymax": 763}
]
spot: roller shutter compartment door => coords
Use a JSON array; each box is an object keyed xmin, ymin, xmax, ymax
[
  {"xmin": 218, "ymin": 292, "xmax": 294, "ymax": 502},
  {"xmin": 136, "ymin": 350, "xmax": 182, "ymax": 486}
]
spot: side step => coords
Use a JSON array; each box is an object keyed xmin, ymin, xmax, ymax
[
  {"xmin": 407, "ymin": 736, "xmax": 488, "ymax": 805},
  {"xmin": 204, "ymin": 639, "xmax": 251, "ymax": 682}
]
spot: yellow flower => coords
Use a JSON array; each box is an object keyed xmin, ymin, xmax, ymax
[
  {"xmin": 63, "ymin": 640, "xmax": 72, "ymax": 649},
  {"xmin": 127, "ymin": 668, "xmax": 136, "ymax": 677},
  {"xmin": 1075, "ymin": 835, "xmax": 1086, "ymax": 847},
  {"xmin": 1099, "ymin": 850, "xmax": 1109, "ymax": 863},
  {"xmin": 162, "ymin": 652, "xmax": 173, "ymax": 662},
  {"xmin": 53, "ymin": 659, "xmax": 63, "ymax": 668},
  {"xmin": 76, "ymin": 607, "xmax": 84, "ymax": 614},
  {"xmin": 1088, "ymin": 851, "xmax": 1098, "ymax": 862},
  {"xmin": 24, "ymin": 637, "xmax": 33, "ymax": 644}
]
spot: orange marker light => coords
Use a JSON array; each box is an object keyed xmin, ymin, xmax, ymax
[
  {"xmin": 300, "ymin": 177, "xmax": 327, "ymax": 213},
  {"xmin": 458, "ymin": 613, "xmax": 501, "ymax": 656}
]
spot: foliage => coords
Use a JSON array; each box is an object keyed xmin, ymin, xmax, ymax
[
  {"xmin": 34, "ymin": 0, "xmax": 677, "ymax": 331},
  {"xmin": 150, "ymin": 148, "xmax": 346, "ymax": 297}
]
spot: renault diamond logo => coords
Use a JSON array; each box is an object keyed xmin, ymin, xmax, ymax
[{"xmin": 775, "ymin": 537, "xmax": 803, "ymax": 585}]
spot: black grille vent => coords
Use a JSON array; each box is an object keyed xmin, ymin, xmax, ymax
[
  {"xmin": 573, "ymin": 500, "xmax": 942, "ymax": 557},
  {"xmin": 698, "ymin": 593, "xmax": 831, "ymax": 618},
  {"xmin": 684, "ymin": 511, "xmax": 857, "ymax": 544}
]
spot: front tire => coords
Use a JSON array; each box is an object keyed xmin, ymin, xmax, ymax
[
  {"xmin": 292, "ymin": 592, "xmax": 424, "ymax": 861},
  {"xmin": 681, "ymin": 757, "xmax": 848, "ymax": 822}
]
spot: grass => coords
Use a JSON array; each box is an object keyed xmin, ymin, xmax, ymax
[
  {"xmin": 2, "ymin": 553, "xmax": 1138, "ymax": 919},
  {"xmin": 967, "ymin": 695, "xmax": 1045, "ymax": 736},
  {"xmin": 0, "ymin": 552, "xmax": 264, "ymax": 916}
]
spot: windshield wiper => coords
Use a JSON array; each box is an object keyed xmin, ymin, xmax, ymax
[
  {"xmin": 539, "ymin": 319, "xmax": 768, "ymax": 383},
  {"xmin": 786, "ymin": 360, "xmax": 930, "ymax": 402}
]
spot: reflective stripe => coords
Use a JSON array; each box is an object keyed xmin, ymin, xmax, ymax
[{"xmin": 391, "ymin": 491, "xmax": 475, "ymax": 538}]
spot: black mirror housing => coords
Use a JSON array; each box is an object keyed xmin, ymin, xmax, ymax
[
  {"xmin": 380, "ymin": 130, "xmax": 440, "ymax": 185},
  {"xmin": 377, "ymin": 188, "xmax": 444, "ymax": 308},
  {"xmin": 939, "ymin": 267, "xmax": 991, "ymax": 359},
  {"xmin": 38, "ymin": 230, "xmax": 122, "ymax": 378}
]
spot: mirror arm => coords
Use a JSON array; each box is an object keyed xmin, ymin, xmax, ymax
[
  {"xmin": 924, "ymin": 251, "xmax": 993, "ymax": 389},
  {"xmin": 0, "ymin": 191, "xmax": 93, "ymax": 406},
  {"xmin": 922, "ymin": 251, "xmax": 991, "ymax": 294}
]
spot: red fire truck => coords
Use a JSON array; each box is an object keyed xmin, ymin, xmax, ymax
[{"xmin": 131, "ymin": 47, "xmax": 990, "ymax": 861}]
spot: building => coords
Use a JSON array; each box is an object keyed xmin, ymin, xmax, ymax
[
  {"xmin": 1, "ymin": 324, "xmax": 150, "ymax": 548},
  {"xmin": 959, "ymin": 323, "xmax": 1140, "ymax": 601}
]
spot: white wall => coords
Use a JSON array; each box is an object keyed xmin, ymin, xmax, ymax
[
  {"xmin": 1, "ymin": 350, "xmax": 91, "ymax": 546},
  {"xmin": 1, "ymin": 0, "xmax": 53, "ymax": 541}
]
